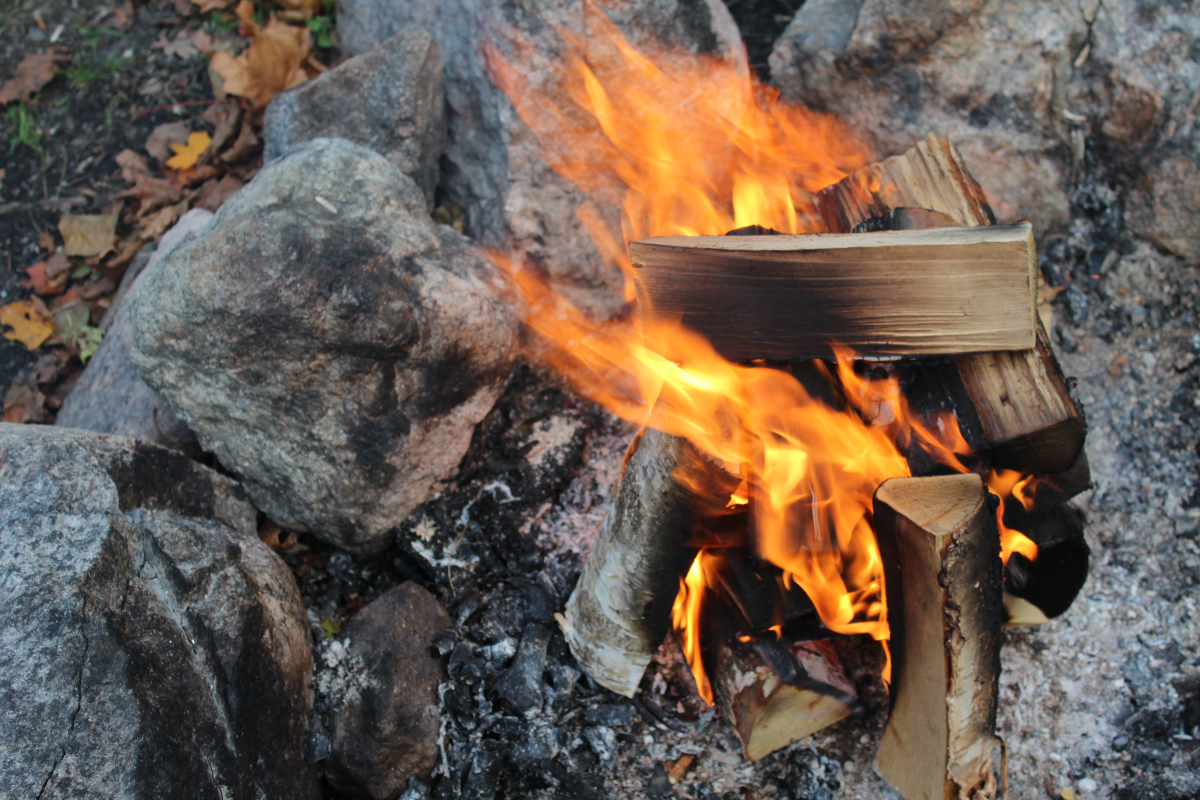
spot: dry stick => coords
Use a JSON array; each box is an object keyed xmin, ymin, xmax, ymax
[
  {"xmin": 873, "ymin": 473, "xmax": 1003, "ymax": 800},
  {"xmin": 815, "ymin": 132, "xmax": 1085, "ymax": 475},
  {"xmin": 560, "ymin": 424, "xmax": 740, "ymax": 697},
  {"xmin": 629, "ymin": 224, "xmax": 1039, "ymax": 360},
  {"xmin": 702, "ymin": 594, "xmax": 857, "ymax": 761}
]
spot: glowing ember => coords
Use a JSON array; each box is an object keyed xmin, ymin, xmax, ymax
[{"xmin": 484, "ymin": 2, "xmax": 1039, "ymax": 700}]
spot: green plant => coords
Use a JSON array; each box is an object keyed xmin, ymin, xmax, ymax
[
  {"xmin": 207, "ymin": 9, "xmax": 239, "ymax": 34},
  {"xmin": 4, "ymin": 103, "xmax": 49, "ymax": 162},
  {"xmin": 102, "ymin": 56, "xmax": 132, "ymax": 73},
  {"xmin": 73, "ymin": 24, "xmax": 123, "ymax": 59},
  {"xmin": 307, "ymin": 15, "xmax": 333, "ymax": 49},
  {"xmin": 62, "ymin": 61, "xmax": 99, "ymax": 88}
]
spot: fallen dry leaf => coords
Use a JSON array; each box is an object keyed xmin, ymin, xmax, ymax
[
  {"xmin": 0, "ymin": 300, "xmax": 55, "ymax": 350},
  {"xmin": 171, "ymin": 0, "xmax": 196, "ymax": 15},
  {"xmin": 190, "ymin": 29, "xmax": 215, "ymax": 55},
  {"xmin": 166, "ymin": 131, "xmax": 212, "ymax": 170},
  {"xmin": 37, "ymin": 228, "xmax": 56, "ymax": 254},
  {"xmin": 114, "ymin": 174, "xmax": 183, "ymax": 215},
  {"xmin": 0, "ymin": 48, "xmax": 71, "ymax": 105},
  {"xmin": 115, "ymin": 149, "xmax": 152, "ymax": 184},
  {"xmin": 220, "ymin": 120, "xmax": 259, "ymax": 163},
  {"xmin": 59, "ymin": 214, "xmax": 118, "ymax": 258},
  {"xmin": 274, "ymin": 0, "xmax": 324, "ymax": 21},
  {"xmin": 108, "ymin": 0, "xmax": 135, "ymax": 31},
  {"xmin": 49, "ymin": 289, "xmax": 83, "ymax": 313},
  {"xmin": 44, "ymin": 252, "xmax": 72, "ymax": 280},
  {"xmin": 103, "ymin": 239, "xmax": 143, "ymax": 274},
  {"xmin": 179, "ymin": 163, "xmax": 223, "ymax": 186},
  {"xmin": 197, "ymin": 0, "xmax": 238, "ymax": 10},
  {"xmin": 136, "ymin": 205, "xmax": 182, "ymax": 242},
  {"xmin": 203, "ymin": 98, "xmax": 243, "ymax": 152},
  {"xmin": 25, "ymin": 261, "xmax": 67, "ymax": 296},
  {"xmin": 210, "ymin": 1, "xmax": 321, "ymax": 108},
  {"xmin": 196, "ymin": 174, "xmax": 244, "ymax": 211},
  {"xmin": 153, "ymin": 30, "xmax": 199, "ymax": 59},
  {"xmin": 3, "ymin": 383, "xmax": 48, "ymax": 424},
  {"xmin": 145, "ymin": 121, "xmax": 191, "ymax": 164}
]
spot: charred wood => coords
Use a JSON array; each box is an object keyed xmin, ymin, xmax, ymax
[
  {"xmin": 1003, "ymin": 504, "xmax": 1090, "ymax": 625},
  {"xmin": 820, "ymin": 133, "xmax": 1085, "ymax": 476},
  {"xmin": 873, "ymin": 473, "xmax": 1003, "ymax": 800},
  {"xmin": 702, "ymin": 594, "xmax": 857, "ymax": 762},
  {"xmin": 630, "ymin": 225, "xmax": 1039, "ymax": 360}
]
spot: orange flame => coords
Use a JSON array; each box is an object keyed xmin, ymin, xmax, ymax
[{"xmin": 484, "ymin": 5, "xmax": 1039, "ymax": 700}]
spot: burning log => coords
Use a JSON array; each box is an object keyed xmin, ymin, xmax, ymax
[
  {"xmin": 629, "ymin": 224, "xmax": 1039, "ymax": 361},
  {"xmin": 560, "ymin": 424, "xmax": 740, "ymax": 697},
  {"xmin": 1003, "ymin": 503, "xmax": 1090, "ymax": 626},
  {"xmin": 702, "ymin": 594, "xmax": 857, "ymax": 762},
  {"xmin": 873, "ymin": 473, "xmax": 1003, "ymax": 800},
  {"xmin": 816, "ymin": 133, "xmax": 1085, "ymax": 476}
]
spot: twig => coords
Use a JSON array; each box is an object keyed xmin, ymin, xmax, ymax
[{"xmin": 134, "ymin": 98, "xmax": 221, "ymax": 118}]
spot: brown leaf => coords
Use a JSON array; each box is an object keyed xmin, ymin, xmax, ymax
[
  {"xmin": 59, "ymin": 214, "xmax": 118, "ymax": 258},
  {"xmin": 190, "ymin": 29, "xmax": 215, "ymax": 55},
  {"xmin": 274, "ymin": 0, "xmax": 324, "ymax": 22},
  {"xmin": 153, "ymin": 30, "xmax": 199, "ymax": 60},
  {"xmin": 0, "ymin": 48, "xmax": 71, "ymax": 105},
  {"xmin": 203, "ymin": 98, "xmax": 243, "ymax": 152},
  {"xmin": 136, "ymin": 205, "xmax": 182, "ymax": 242},
  {"xmin": 103, "ymin": 239, "xmax": 143, "ymax": 274},
  {"xmin": 210, "ymin": 1, "xmax": 321, "ymax": 108},
  {"xmin": 76, "ymin": 275, "xmax": 116, "ymax": 300},
  {"xmin": 25, "ymin": 261, "xmax": 68, "ymax": 296},
  {"xmin": 145, "ymin": 121, "xmax": 191, "ymax": 164},
  {"xmin": 37, "ymin": 228, "xmax": 56, "ymax": 254},
  {"xmin": 171, "ymin": 0, "xmax": 196, "ymax": 15},
  {"xmin": 180, "ymin": 163, "xmax": 223, "ymax": 187},
  {"xmin": 44, "ymin": 252, "xmax": 72, "ymax": 280},
  {"xmin": 49, "ymin": 289, "xmax": 83, "ymax": 312},
  {"xmin": 114, "ymin": 176, "xmax": 183, "ymax": 216},
  {"xmin": 197, "ymin": 0, "xmax": 238, "ymax": 10},
  {"xmin": 108, "ymin": 0, "xmax": 135, "ymax": 31},
  {"xmin": 115, "ymin": 149, "xmax": 153, "ymax": 185},
  {"xmin": 196, "ymin": 174, "xmax": 244, "ymax": 212},
  {"xmin": 220, "ymin": 119, "xmax": 260, "ymax": 163},
  {"xmin": 3, "ymin": 383, "xmax": 48, "ymax": 424}
]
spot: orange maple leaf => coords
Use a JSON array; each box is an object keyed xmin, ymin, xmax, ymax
[
  {"xmin": 210, "ymin": 1, "xmax": 322, "ymax": 109},
  {"xmin": 0, "ymin": 300, "xmax": 55, "ymax": 350},
  {"xmin": 166, "ymin": 131, "xmax": 212, "ymax": 170}
]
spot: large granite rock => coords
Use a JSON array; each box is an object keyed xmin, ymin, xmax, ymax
[
  {"xmin": 320, "ymin": 582, "xmax": 451, "ymax": 800},
  {"xmin": 335, "ymin": 0, "xmax": 745, "ymax": 318},
  {"xmin": 129, "ymin": 138, "xmax": 519, "ymax": 554},
  {"xmin": 769, "ymin": 0, "xmax": 1200, "ymax": 260},
  {"xmin": 54, "ymin": 209, "xmax": 214, "ymax": 449},
  {"xmin": 263, "ymin": 27, "xmax": 446, "ymax": 211},
  {"xmin": 0, "ymin": 424, "xmax": 318, "ymax": 799}
]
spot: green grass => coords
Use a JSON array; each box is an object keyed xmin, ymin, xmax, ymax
[
  {"xmin": 4, "ymin": 103, "xmax": 49, "ymax": 162},
  {"xmin": 62, "ymin": 61, "xmax": 99, "ymax": 88}
]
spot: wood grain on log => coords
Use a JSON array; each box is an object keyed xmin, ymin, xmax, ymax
[
  {"xmin": 703, "ymin": 596, "xmax": 857, "ymax": 761},
  {"xmin": 561, "ymin": 424, "xmax": 740, "ymax": 697},
  {"xmin": 873, "ymin": 474, "xmax": 1003, "ymax": 800},
  {"xmin": 630, "ymin": 225, "xmax": 1038, "ymax": 360},
  {"xmin": 818, "ymin": 133, "xmax": 1084, "ymax": 476}
]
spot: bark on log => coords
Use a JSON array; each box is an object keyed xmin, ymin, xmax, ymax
[
  {"xmin": 873, "ymin": 474, "xmax": 1002, "ymax": 800},
  {"xmin": 818, "ymin": 133, "xmax": 1085, "ymax": 475},
  {"xmin": 703, "ymin": 596, "xmax": 857, "ymax": 761},
  {"xmin": 561, "ymin": 425, "xmax": 740, "ymax": 697},
  {"xmin": 630, "ymin": 225, "xmax": 1038, "ymax": 360}
]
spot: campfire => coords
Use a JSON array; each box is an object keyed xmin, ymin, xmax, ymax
[{"xmin": 488, "ymin": 12, "xmax": 1089, "ymax": 799}]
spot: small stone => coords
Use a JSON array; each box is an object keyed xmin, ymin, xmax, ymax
[
  {"xmin": 1065, "ymin": 285, "xmax": 1090, "ymax": 325},
  {"xmin": 584, "ymin": 703, "xmax": 636, "ymax": 727},
  {"xmin": 493, "ymin": 623, "xmax": 551, "ymax": 718},
  {"xmin": 325, "ymin": 582, "xmax": 452, "ymax": 800},
  {"xmin": 263, "ymin": 28, "xmax": 446, "ymax": 210},
  {"xmin": 582, "ymin": 726, "xmax": 617, "ymax": 768}
]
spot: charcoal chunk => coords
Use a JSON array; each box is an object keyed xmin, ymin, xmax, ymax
[{"xmin": 493, "ymin": 624, "xmax": 550, "ymax": 717}]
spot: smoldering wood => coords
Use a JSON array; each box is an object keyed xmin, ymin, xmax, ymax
[
  {"xmin": 630, "ymin": 224, "xmax": 1039, "ymax": 361},
  {"xmin": 1001, "ymin": 450, "xmax": 1091, "ymax": 531},
  {"xmin": 820, "ymin": 133, "xmax": 1085, "ymax": 476},
  {"xmin": 702, "ymin": 595, "xmax": 857, "ymax": 762},
  {"xmin": 710, "ymin": 548, "xmax": 818, "ymax": 634},
  {"xmin": 873, "ymin": 474, "xmax": 1003, "ymax": 800},
  {"xmin": 1003, "ymin": 504, "xmax": 1090, "ymax": 625},
  {"xmin": 560, "ymin": 425, "xmax": 740, "ymax": 697}
]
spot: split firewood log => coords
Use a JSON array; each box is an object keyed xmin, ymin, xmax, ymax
[
  {"xmin": 873, "ymin": 473, "xmax": 1003, "ymax": 800},
  {"xmin": 702, "ymin": 594, "xmax": 857, "ymax": 761},
  {"xmin": 560, "ymin": 422, "xmax": 741, "ymax": 697},
  {"xmin": 817, "ymin": 133, "xmax": 1085, "ymax": 476}
]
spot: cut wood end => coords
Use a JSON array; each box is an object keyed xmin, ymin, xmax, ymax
[
  {"xmin": 1003, "ymin": 595, "xmax": 1049, "ymax": 628},
  {"xmin": 743, "ymin": 685, "xmax": 855, "ymax": 761},
  {"xmin": 873, "ymin": 473, "xmax": 985, "ymax": 538}
]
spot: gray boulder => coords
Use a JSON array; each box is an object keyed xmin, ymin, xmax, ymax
[
  {"xmin": 768, "ymin": 0, "xmax": 1200, "ymax": 260},
  {"xmin": 319, "ymin": 582, "xmax": 451, "ymax": 800},
  {"xmin": 335, "ymin": 0, "xmax": 745, "ymax": 318},
  {"xmin": 263, "ymin": 27, "xmax": 446, "ymax": 211},
  {"xmin": 55, "ymin": 209, "xmax": 214, "ymax": 449},
  {"xmin": 129, "ymin": 138, "xmax": 519, "ymax": 554},
  {"xmin": 0, "ymin": 424, "xmax": 318, "ymax": 800}
]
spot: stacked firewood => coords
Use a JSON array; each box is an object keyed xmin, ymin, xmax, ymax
[{"xmin": 560, "ymin": 135, "xmax": 1090, "ymax": 800}]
